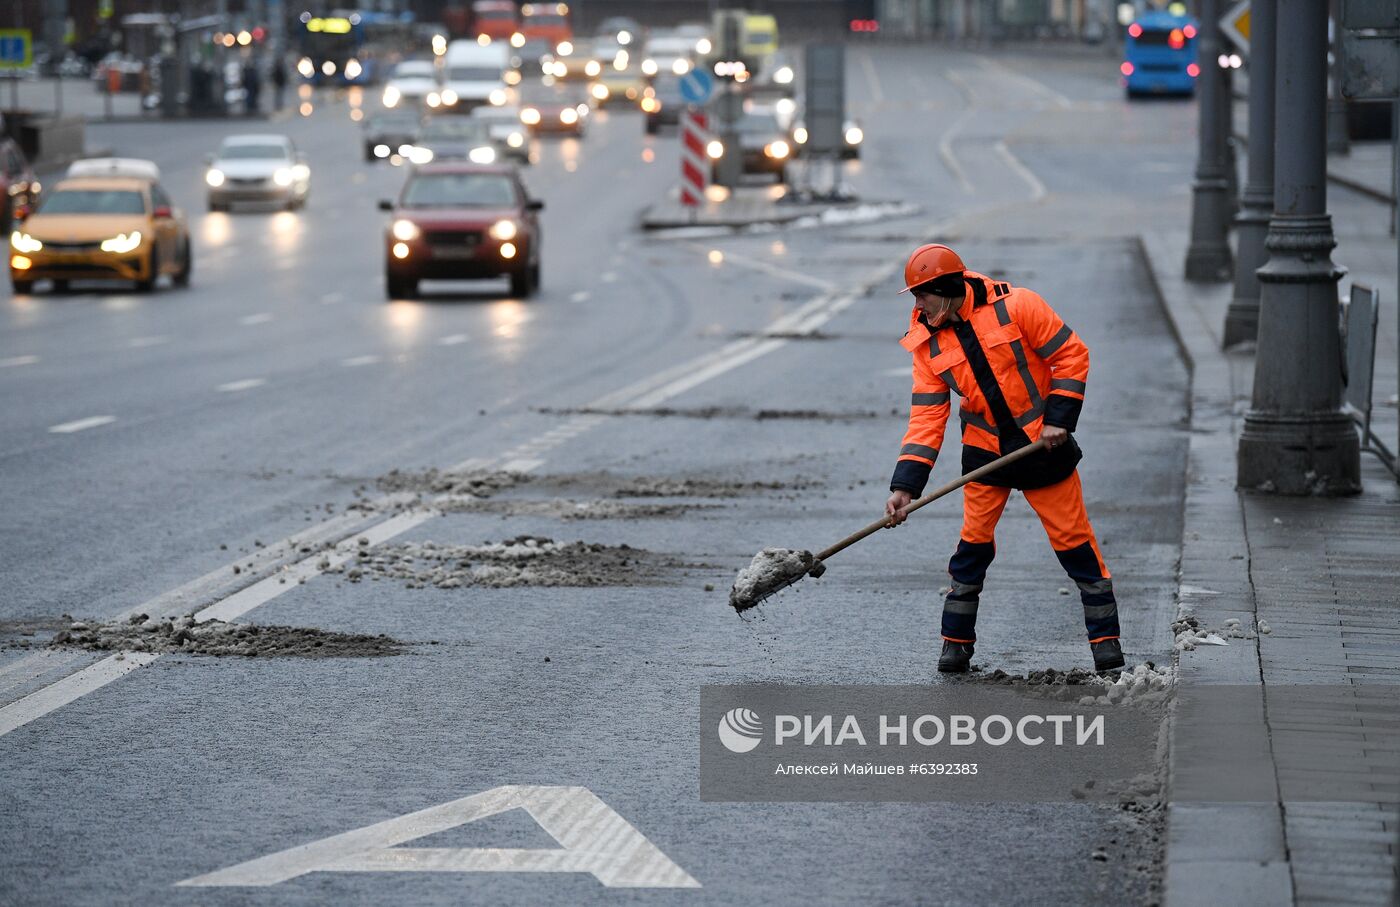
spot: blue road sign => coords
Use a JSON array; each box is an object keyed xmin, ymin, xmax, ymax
[
  {"xmin": 0, "ymin": 30, "xmax": 32, "ymax": 69},
  {"xmin": 679, "ymin": 68, "xmax": 714, "ymax": 105}
]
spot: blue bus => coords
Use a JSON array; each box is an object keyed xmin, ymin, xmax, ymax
[{"xmin": 1122, "ymin": 11, "xmax": 1199, "ymax": 98}]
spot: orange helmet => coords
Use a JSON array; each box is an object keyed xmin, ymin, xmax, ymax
[{"xmin": 899, "ymin": 244, "xmax": 965, "ymax": 294}]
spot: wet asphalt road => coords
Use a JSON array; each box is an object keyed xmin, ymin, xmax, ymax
[{"xmin": 1, "ymin": 46, "xmax": 1192, "ymax": 905}]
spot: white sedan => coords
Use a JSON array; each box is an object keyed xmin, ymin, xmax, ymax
[
  {"xmin": 205, "ymin": 135, "xmax": 311, "ymax": 212},
  {"xmin": 382, "ymin": 59, "xmax": 445, "ymax": 110}
]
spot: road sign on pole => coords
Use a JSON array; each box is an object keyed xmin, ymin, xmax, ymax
[
  {"xmin": 678, "ymin": 69, "xmax": 713, "ymax": 106},
  {"xmin": 1220, "ymin": 1, "xmax": 1250, "ymax": 56},
  {"xmin": 0, "ymin": 29, "xmax": 33, "ymax": 70}
]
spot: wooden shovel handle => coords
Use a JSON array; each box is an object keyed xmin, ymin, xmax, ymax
[{"xmin": 814, "ymin": 440, "xmax": 1049, "ymax": 563}]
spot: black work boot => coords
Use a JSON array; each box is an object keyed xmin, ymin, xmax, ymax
[
  {"xmin": 938, "ymin": 641, "xmax": 974, "ymax": 673},
  {"xmin": 1091, "ymin": 638, "xmax": 1125, "ymax": 675}
]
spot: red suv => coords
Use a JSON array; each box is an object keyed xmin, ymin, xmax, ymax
[{"xmin": 380, "ymin": 162, "xmax": 543, "ymax": 299}]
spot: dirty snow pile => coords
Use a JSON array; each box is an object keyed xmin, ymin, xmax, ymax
[
  {"xmin": 1172, "ymin": 614, "xmax": 1260, "ymax": 651},
  {"xmin": 50, "ymin": 613, "xmax": 402, "ymax": 657},
  {"xmin": 376, "ymin": 468, "xmax": 527, "ymax": 499},
  {"xmin": 330, "ymin": 535, "xmax": 675, "ymax": 589},
  {"xmin": 436, "ymin": 498, "xmax": 703, "ymax": 521},
  {"xmin": 729, "ymin": 548, "xmax": 818, "ymax": 612},
  {"xmin": 980, "ymin": 662, "xmax": 1174, "ymax": 708}
]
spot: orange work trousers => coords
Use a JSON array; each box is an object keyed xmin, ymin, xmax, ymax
[{"xmin": 942, "ymin": 469, "xmax": 1119, "ymax": 644}]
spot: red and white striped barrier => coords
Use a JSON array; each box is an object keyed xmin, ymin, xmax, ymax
[{"xmin": 680, "ymin": 110, "xmax": 709, "ymax": 207}]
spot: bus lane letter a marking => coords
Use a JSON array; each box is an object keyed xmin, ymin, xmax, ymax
[{"xmin": 176, "ymin": 785, "xmax": 700, "ymax": 889}]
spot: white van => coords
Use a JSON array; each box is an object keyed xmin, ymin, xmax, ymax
[{"xmin": 442, "ymin": 40, "xmax": 510, "ymax": 112}]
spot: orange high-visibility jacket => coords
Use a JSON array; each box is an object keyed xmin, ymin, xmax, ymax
[{"xmin": 891, "ymin": 271, "xmax": 1089, "ymax": 494}]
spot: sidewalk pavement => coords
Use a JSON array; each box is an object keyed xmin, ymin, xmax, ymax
[{"xmin": 1145, "ymin": 146, "xmax": 1400, "ymax": 906}]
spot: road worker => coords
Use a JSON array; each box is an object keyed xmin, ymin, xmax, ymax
[{"xmin": 884, "ymin": 244, "xmax": 1124, "ymax": 675}]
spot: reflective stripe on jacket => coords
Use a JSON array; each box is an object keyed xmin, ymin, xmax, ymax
[{"xmin": 890, "ymin": 271, "xmax": 1089, "ymax": 495}]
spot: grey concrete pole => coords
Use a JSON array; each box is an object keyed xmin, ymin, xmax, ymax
[
  {"xmin": 1238, "ymin": 0, "xmax": 1360, "ymax": 495},
  {"xmin": 1185, "ymin": 0, "xmax": 1235, "ymax": 282},
  {"xmin": 1223, "ymin": 0, "xmax": 1275, "ymax": 347},
  {"xmin": 1222, "ymin": 64, "xmax": 1240, "ymax": 219}
]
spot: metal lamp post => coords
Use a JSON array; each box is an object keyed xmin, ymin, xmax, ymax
[
  {"xmin": 1223, "ymin": 0, "xmax": 1276, "ymax": 347},
  {"xmin": 1237, "ymin": 0, "xmax": 1360, "ymax": 495},
  {"xmin": 1186, "ymin": 0, "xmax": 1235, "ymax": 282}
]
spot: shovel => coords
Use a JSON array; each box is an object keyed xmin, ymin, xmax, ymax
[{"xmin": 729, "ymin": 439, "xmax": 1049, "ymax": 612}]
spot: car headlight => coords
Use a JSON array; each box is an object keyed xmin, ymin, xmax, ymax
[
  {"xmin": 521, "ymin": 107, "xmax": 541, "ymax": 125},
  {"xmin": 585, "ymin": 60, "xmax": 601, "ymax": 77},
  {"xmin": 793, "ymin": 126, "xmax": 808, "ymax": 145},
  {"xmin": 469, "ymin": 146, "xmax": 497, "ymax": 164},
  {"xmin": 374, "ymin": 144, "xmax": 390, "ymax": 158},
  {"xmin": 556, "ymin": 40, "xmax": 573, "ymax": 56},
  {"xmin": 297, "ymin": 57, "xmax": 315, "ymax": 78},
  {"xmin": 591, "ymin": 83, "xmax": 609, "ymax": 100},
  {"xmin": 776, "ymin": 97, "xmax": 796, "ymax": 117},
  {"xmin": 206, "ymin": 168, "xmax": 226, "ymax": 187},
  {"xmin": 641, "ymin": 97, "xmax": 659, "ymax": 113},
  {"xmin": 392, "ymin": 220, "xmax": 419, "ymax": 241},
  {"xmin": 845, "ymin": 125, "xmax": 864, "ymax": 145},
  {"xmin": 774, "ymin": 65, "xmax": 794, "ymax": 84},
  {"xmin": 10, "ymin": 231, "xmax": 42, "ymax": 253},
  {"xmin": 511, "ymin": 32, "xmax": 526, "ymax": 47},
  {"xmin": 560, "ymin": 108, "xmax": 578, "ymax": 124},
  {"xmin": 489, "ymin": 219, "xmax": 517, "ymax": 240},
  {"xmin": 273, "ymin": 168, "xmax": 295, "ymax": 187},
  {"xmin": 696, "ymin": 37, "xmax": 712, "ymax": 54},
  {"xmin": 765, "ymin": 140, "xmax": 790, "ymax": 159},
  {"xmin": 99, "ymin": 231, "xmax": 142, "ymax": 254},
  {"xmin": 407, "ymin": 146, "xmax": 434, "ymax": 165},
  {"xmin": 672, "ymin": 58, "xmax": 690, "ymax": 75},
  {"xmin": 322, "ymin": 60, "xmax": 336, "ymax": 76},
  {"xmin": 442, "ymin": 88, "xmax": 458, "ymax": 105},
  {"xmin": 292, "ymin": 163, "xmax": 311, "ymax": 180},
  {"xmin": 706, "ymin": 140, "xmax": 724, "ymax": 159},
  {"xmin": 641, "ymin": 58, "xmax": 658, "ymax": 76},
  {"xmin": 489, "ymin": 88, "xmax": 507, "ymax": 106},
  {"xmin": 345, "ymin": 58, "xmax": 363, "ymax": 80},
  {"xmin": 507, "ymin": 131, "xmax": 525, "ymax": 147},
  {"xmin": 426, "ymin": 91, "xmax": 441, "ymax": 108},
  {"xmin": 383, "ymin": 85, "xmax": 401, "ymax": 107}
]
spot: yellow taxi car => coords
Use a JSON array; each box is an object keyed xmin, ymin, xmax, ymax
[{"xmin": 9, "ymin": 158, "xmax": 191, "ymax": 294}]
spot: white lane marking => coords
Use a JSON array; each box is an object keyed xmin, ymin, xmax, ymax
[
  {"xmin": 196, "ymin": 510, "xmax": 436, "ymax": 624},
  {"xmin": 0, "ymin": 653, "xmax": 160, "ymax": 737},
  {"xmin": 217, "ymin": 378, "xmax": 266, "ymax": 393},
  {"xmin": 690, "ymin": 244, "xmax": 836, "ymax": 290},
  {"xmin": 320, "ymin": 291, "xmax": 345, "ymax": 305},
  {"xmin": 48, "ymin": 415, "xmax": 116, "ymax": 434},
  {"xmin": 937, "ymin": 75, "xmax": 976, "ymax": 195},
  {"xmin": 0, "ymin": 355, "xmax": 38, "ymax": 368},
  {"xmin": 128, "ymin": 335, "xmax": 170, "ymax": 348},
  {"xmin": 342, "ymin": 355, "xmax": 381, "ymax": 367},
  {"xmin": 177, "ymin": 786, "xmax": 700, "ymax": 889},
  {"xmin": 0, "ymin": 650, "xmax": 89, "ymax": 695},
  {"xmin": 858, "ymin": 49, "xmax": 885, "ymax": 104},
  {"xmin": 600, "ymin": 271, "xmax": 618, "ymax": 283},
  {"xmin": 240, "ymin": 313, "xmax": 274, "ymax": 326},
  {"xmin": 438, "ymin": 333, "xmax": 470, "ymax": 346},
  {"xmin": 569, "ymin": 291, "xmax": 590, "ymax": 303},
  {"xmin": 1180, "ymin": 584, "xmax": 1222, "ymax": 596},
  {"xmin": 994, "ymin": 140, "xmax": 1047, "ymax": 202},
  {"xmin": 977, "ymin": 56, "xmax": 1072, "ymax": 109}
]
